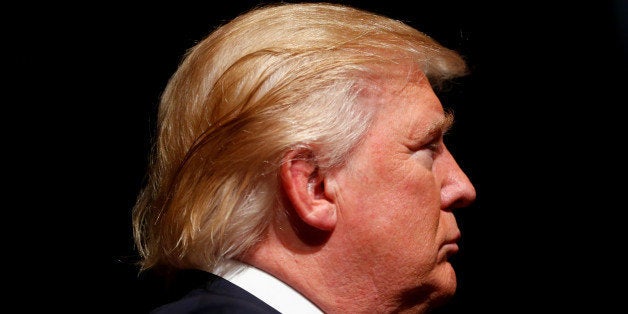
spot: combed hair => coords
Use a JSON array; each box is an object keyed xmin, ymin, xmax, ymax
[{"xmin": 132, "ymin": 2, "xmax": 468, "ymax": 273}]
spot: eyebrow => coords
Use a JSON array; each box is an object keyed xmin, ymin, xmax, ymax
[
  {"xmin": 407, "ymin": 110, "xmax": 455, "ymax": 145},
  {"xmin": 426, "ymin": 111, "xmax": 455, "ymax": 138}
]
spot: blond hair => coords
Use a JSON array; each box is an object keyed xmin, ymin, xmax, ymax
[{"xmin": 132, "ymin": 2, "xmax": 467, "ymax": 272}]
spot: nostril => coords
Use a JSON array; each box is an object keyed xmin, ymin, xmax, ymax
[{"xmin": 450, "ymin": 198, "xmax": 472, "ymax": 210}]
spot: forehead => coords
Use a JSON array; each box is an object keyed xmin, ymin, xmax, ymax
[{"xmin": 360, "ymin": 70, "xmax": 446, "ymax": 134}]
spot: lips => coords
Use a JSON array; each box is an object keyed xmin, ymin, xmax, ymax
[
  {"xmin": 441, "ymin": 231, "xmax": 461, "ymax": 259},
  {"xmin": 442, "ymin": 242, "xmax": 459, "ymax": 258},
  {"xmin": 444, "ymin": 230, "xmax": 461, "ymax": 246}
]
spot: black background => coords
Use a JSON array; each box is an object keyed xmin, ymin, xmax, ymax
[{"xmin": 22, "ymin": 0, "xmax": 626, "ymax": 312}]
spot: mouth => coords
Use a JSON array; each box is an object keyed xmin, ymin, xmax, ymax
[
  {"xmin": 441, "ymin": 232, "xmax": 461, "ymax": 259},
  {"xmin": 442, "ymin": 242, "xmax": 459, "ymax": 259}
]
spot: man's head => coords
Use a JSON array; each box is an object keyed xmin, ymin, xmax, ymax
[{"xmin": 133, "ymin": 2, "xmax": 474, "ymax": 312}]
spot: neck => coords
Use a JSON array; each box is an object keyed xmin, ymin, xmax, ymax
[{"xmin": 241, "ymin": 224, "xmax": 432, "ymax": 313}]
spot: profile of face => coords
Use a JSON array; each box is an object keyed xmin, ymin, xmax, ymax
[{"xmin": 328, "ymin": 70, "xmax": 476, "ymax": 310}]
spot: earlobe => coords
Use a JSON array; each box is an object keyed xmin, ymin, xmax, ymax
[{"xmin": 280, "ymin": 149, "xmax": 337, "ymax": 231}]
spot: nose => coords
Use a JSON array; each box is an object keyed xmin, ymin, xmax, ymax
[{"xmin": 439, "ymin": 148, "xmax": 476, "ymax": 211}]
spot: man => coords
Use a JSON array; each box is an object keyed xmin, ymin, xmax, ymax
[{"xmin": 132, "ymin": 2, "xmax": 476, "ymax": 313}]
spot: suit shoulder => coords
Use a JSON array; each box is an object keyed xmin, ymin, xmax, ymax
[{"xmin": 150, "ymin": 279, "xmax": 280, "ymax": 314}]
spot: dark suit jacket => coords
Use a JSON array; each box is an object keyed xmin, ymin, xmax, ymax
[{"xmin": 150, "ymin": 272, "xmax": 281, "ymax": 314}]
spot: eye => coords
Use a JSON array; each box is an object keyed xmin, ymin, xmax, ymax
[
  {"xmin": 408, "ymin": 137, "xmax": 442, "ymax": 168},
  {"xmin": 422, "ymin": 139, "xmax": 443, "ymax": 159},
  {"xmin": 407, "ymin": 136, "xmax": 442, "ymax": 154},
  {"xmin": 426, "ymin": 140, "xmax": 441, "ymax": 152}
]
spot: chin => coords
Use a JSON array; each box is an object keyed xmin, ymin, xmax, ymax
[
  {"xmin": 438, "ymin": 263, "xmax": 458, "ymax": 300},
  {"xmin": 396, "ymin": 264, "xmax": 458, "ymax": 312},
  {"xmin": 430, "ymin": 263, "xmax": 458, "ymax": 305}
]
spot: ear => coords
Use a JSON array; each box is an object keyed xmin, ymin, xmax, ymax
[{"xmin": 280, "ymin": 149, "xmax": 337, "ymax": 231}]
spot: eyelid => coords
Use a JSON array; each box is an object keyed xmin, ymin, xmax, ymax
[
  {"xmin": 427, "ymin": 141, "xmax": 440, "ymax": 151},
  {"xmin": 426, "ymin": 137, "xmax": 444, "ymax": 153},
  {"xmin": 408, "ymin": 112, "xmax": 453, "ymax": 154},
  {"xmin": 408, "ymin": 135, "xmax": 442, "ymax": 153}
]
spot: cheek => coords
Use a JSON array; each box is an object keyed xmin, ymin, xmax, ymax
[
  {"xmin": 373, "ymin": 162, "xmax": 443, "ymax": 251},
  {"xmin": 384, "ymin": 162, "xmax": 441, "ymax": 216},
  {"xmin": 334, "ymin": 156, "xmax": 445, "ymax": 281},
  {"xmin": 336, "ymin": 134, "xmax": 442, "ymax": 228},
  {"xmin": 342, "ymin": 157, "xmax": 441, "ymax": 232},
  {"xmin": 342, "ymin": 96, "xmax": 446, "ymax": 226}
]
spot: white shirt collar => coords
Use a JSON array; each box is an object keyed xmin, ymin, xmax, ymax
[{"xmin": 213, "ymin": 259, "xmax": 323, "ymax": 314}]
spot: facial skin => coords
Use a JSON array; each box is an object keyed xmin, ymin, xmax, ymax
[
  {"xmin": 323, "ymin": 70, "xmax": 477, "ymax": 312},
  {"xmin": 245, "ymin": 69, "xmax": 476, "ymax": 313}
]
